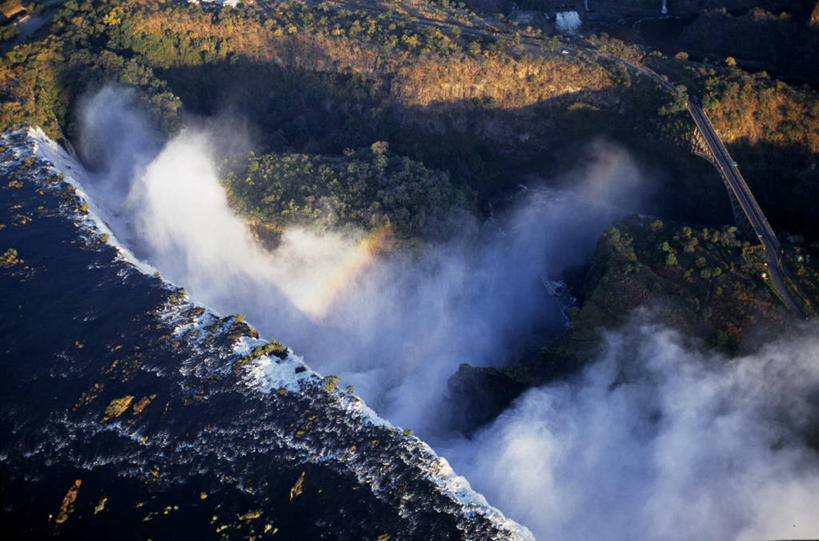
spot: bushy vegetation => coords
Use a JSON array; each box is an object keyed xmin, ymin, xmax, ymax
[
  {"xmin": 232, "ymin": 339, "xmax": 288, "ymax": 375},
  {"xmin": 783, "ymin": 242, "xmax": 819, "ymax": 317},
  {"xmin": 223, "ymin": 142, "xmax": 471, "ymax": 239},
  {"xmin": 488, "ymin": 216, "xmax": 806, "ymax": 392},
  {"xmin": 0, "ymin": 0, "xmax": 181, "ymax": 137},
  {"xmin": 700, "ymin": 70, "xmax": 819, "ymax": 153},
  {"xmin": 0, "ymin": 24, "xmax": 19, "ymax": 42},
  {"xmin": 569, "ymin": 217, "xmax": 788, "ymax": 354},
  {"xmin": 321, "ymin": 375, "xmax": 341, "ymax": 393},
  {"xmin": 109, "ymin": 0, "xmax": 481, "ymax": 65}
]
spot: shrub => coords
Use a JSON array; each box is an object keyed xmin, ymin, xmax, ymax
[
  {"xmin": 0, "ymin": 25, "xmax": 19, "ymax": 42},
  {"xmin": 322, "ymin": 375, "xmax": 341, "ymax": 393}
]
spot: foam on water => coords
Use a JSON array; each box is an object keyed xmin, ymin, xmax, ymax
[{"xmin": 4, "ymin": 126, "xmax": 535, "ymax": 541}]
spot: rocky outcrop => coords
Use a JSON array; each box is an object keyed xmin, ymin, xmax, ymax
[{"xmin": 451, "ymin": 215, "xmax": 818, "ymax": 423}]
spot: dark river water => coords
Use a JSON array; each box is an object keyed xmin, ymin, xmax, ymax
[{"xmin": 0, "ymin": 129, "xmax": 529, "ymax": 540}]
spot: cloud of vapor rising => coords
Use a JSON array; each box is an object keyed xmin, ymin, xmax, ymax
[
  {"xmin": 76, "ymin": 87, "xmax": 356, "ymax": 336},
  {"xmin": 72, "ymin": 87, "xmax": 819, "ymax": 540},
  {"xmin": 75, "ymin": 86, "xmax": 626, "ymax": 435},
  {"xmin": 441, "ymin": 321, "xmax": 819, "ymax": 540}
]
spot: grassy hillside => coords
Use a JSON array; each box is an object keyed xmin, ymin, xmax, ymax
[
  {"xmin": 1, "ymin": 0, "xmax": 817, "ymax": 238},
  {"xmin": 222, "ymin": 143, "xmax": 472, "ymax": 239}
]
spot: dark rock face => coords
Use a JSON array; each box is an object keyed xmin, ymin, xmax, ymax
[{"xmin": 446, "ymin": 364, "xmax": 529, "ymax": 434}]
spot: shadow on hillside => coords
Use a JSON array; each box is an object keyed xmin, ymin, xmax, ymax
[
  {"xmin": 156, "ymin": 58, "xmax": 752, "ymax": 229},
  {"xmin": 674, "ymin": 10, "xmax": 819, "ymax": 87},
  {"xmin": 728, "ymin": 138, "xmax": 819, "ymax": 240}
]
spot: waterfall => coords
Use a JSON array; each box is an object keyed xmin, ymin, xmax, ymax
[{"xmin": 661, "ymin": 0, "xmax": 668, "ymax": 14}]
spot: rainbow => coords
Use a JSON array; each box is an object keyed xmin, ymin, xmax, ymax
[{"xmin": 303, "ymin": 224, "xmax": 393, "ymax": 321}]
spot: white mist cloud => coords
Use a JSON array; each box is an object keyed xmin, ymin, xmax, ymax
[
  {"xmin": 573, "ymin": 139, "xmax": 647, "ymax": 209},
  {"xmin": 306, "ymin": 188, "xmax": 621, "ymax": 434},
  {"xmin": 72, "ymin": 86, "xmax": 819, "ymax": 540},
  {"xmin": 77, "ymin": 88, "xmax": 362, "ymax": 337},
  {"xmin": 556, "ymin": 11, "xmax": 581, "ymax": 36},
  {"xmin": 442, "ymin": 322, "xmax": 819, "ymax": 540},
  {"xmin": 77, "ymin": 87, "xmax": 160, "ymax": 212},
  {"xmin": 75, "ymin": 87, "xmax": 623, "ymax": 436}
]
